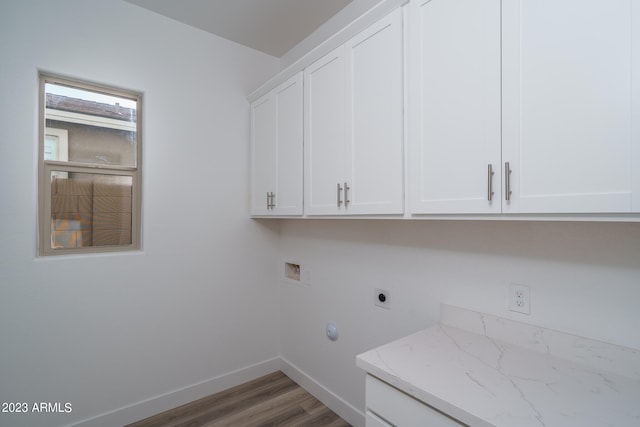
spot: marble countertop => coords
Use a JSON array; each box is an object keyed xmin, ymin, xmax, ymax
[{"xmin": 356, "ymin": 305, "xmax": 640, "ymax": 427}]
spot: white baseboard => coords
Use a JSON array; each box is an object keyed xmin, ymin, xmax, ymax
[
  {"xmin": 69, "ymin": 357, "xmax": 364, "ymax": 427},
  {"xmin": 69, "ymin": 357, "xmax": 281, "ymax": 427},
  {"xmin": 280, "ymin": 357, "xmax": 365, "ymax": 427}
]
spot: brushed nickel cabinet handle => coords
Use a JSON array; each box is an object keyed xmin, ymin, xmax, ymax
[
  {"xmin": 337, "ymin": 183, "xmax": 343, "ymax": 207},
  {"xmin": 487, "ymin": 164, "xmax": 495, "ymax": 201},
  {"xmin": 266, "ymin": 192, "xmax": 275, "ymax": 209},
  {"xmin": 505, "ymin": 162, "xmax": 512, "ymax": 201},
  {"xmin": 344, "ymin": 182, "xmax": 350, "ymax": 207}
]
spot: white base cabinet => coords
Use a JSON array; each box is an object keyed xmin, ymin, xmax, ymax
[{"xmin": 365, "ymin": 375, "xmax": 465, "ymax": 427}]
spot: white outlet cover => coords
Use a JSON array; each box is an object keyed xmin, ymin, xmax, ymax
[{"xmin": 510, "ymin": 283, "xmax": 531, "ymax": 315}]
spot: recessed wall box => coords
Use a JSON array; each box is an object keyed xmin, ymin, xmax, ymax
[{"xmin": 285, "ymin": 262, "xmax": 301, "ymax": 281}]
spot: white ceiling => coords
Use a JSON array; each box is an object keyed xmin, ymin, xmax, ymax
[{"xmin": 124, "ymin": 0, "xmax": 353, "ymax": 57}]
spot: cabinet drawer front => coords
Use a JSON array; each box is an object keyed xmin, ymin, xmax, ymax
[
  {"xmin": 367, "ymin": 410, "xmax": 392, "ymax": 427},
  {"xmin": 366, "ymin": 375, "xmax": 466, "ymax": 427}
]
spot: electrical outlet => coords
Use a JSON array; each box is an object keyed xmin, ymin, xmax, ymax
[
  {"xmin": 510, "ymin": 283, "xmax": 530, "ymax": 315},
  {"xmin": 375, "ymin": 288, "xmax": 390, "ymax": 309}
]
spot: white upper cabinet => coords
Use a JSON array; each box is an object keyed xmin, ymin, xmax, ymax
[
  {"xmin": 346, "ymin": 8, "xmax": 404, "ymax": 215},
  {"xmin": 304, "ymin": 45, "xmax": 347, "ymax": 215},
  {"xmin": 251, "ymin": 93, "xmax": 276, "ymax": 216},
  {"xmin": 251, "ymin": 0, "xmax": 640, "ymax": 220},
  {"xmin": 410, "ymin": 0, "xmax": 640, "ymax": 215},
  {"xmin": 250, "ymin": 72, "xmax": 303, "ymax": 216},
  {"xmin": 304, "ymin": 9, "xmax": 404, "ymax": 215},
  {"xmin": 409, "ymin": 0, "xmax": 502, "ymax": 214},
  {"xmin": 502, "ymin": 0, "xmax": 640, "ymax": 213}
]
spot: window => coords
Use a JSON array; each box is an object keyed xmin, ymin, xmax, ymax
[{"xmin": 38, "ymin": 74, "xmax": 142, "ymax": 255}]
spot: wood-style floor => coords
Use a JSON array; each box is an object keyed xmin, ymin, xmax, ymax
[{"xmin": 125, "ymin": 371, "xmax": 352, "ymax": 427}]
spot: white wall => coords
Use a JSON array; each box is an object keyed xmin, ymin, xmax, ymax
[
  {"xmin": 278, "ymin": 219, "xmax": 640, "ymax": 416},
  {"xmin": 0, "ymin": 1, "xmax": 280, "ymax": 426}
]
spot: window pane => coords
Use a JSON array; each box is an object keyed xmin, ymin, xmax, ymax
[
  {"xmin": 50, "ymin": 172, "xmax": 133, "ymax": 249},
  {"xmin": 45, "ymin": 82, "xmax": 137, "ymax": 167},
  {"xmin": 44, "ymin": 135, "xmax": 59, "ymax": 160}
]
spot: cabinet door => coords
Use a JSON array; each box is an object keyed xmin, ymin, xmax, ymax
[
  {"xmin": 272, "ymin": 73, "xmax": 303, "ymax": 215},
  {"xmin": 250, "ymin": 94, "xmax": 276, "ymax": 215},
  {"xmin": 346, "ymin": 8, "xmax": 404, "ymax": 215},
  {"xmin": 304, "ymin": 45, "xmax": 347, "ymax": 215},
  {"xmin": 502, "ymin": 0, "xmax": 640, "ymax": 213},
  {"xmin": 409, "ymin": 0, "xmax": 501, "ymax": 214}
]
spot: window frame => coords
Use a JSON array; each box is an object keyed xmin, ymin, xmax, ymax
[{"xmin": 38, "ymin": 73, "xmax": 142, "ymax": 256}]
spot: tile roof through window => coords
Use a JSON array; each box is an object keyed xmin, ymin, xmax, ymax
[{"xmin": 46, "ymin": 93, "xmax": 137, "ymax": 123}]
